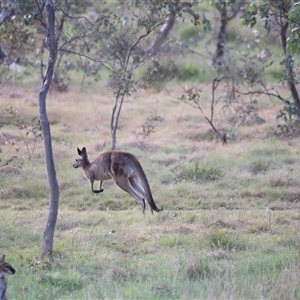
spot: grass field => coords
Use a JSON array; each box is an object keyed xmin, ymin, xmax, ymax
[{"xmin": 1, "ymin": 81, "xmax": 300, "ymax": 299}]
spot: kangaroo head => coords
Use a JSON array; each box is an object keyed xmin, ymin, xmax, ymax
[
  {"xmin": 73, "ymin": 147, "xmax": 88, "ymax": 169},
  {"xmin": 0, "ymin": 255, "xmax": 16, "ymax": 276}
]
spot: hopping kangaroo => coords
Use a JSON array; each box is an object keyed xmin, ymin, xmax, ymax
[
  {"xmin": 0, "ymin": 255, "xmax": 16, "ymax": 300},
  {"xmin": 73, "ymin": 147, "xmax": 163, "ymax": 214}
]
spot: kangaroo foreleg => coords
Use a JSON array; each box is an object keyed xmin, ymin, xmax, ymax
[{"xmin": 91, "ymin": 180, "xmax": 104, "ymax": 193}]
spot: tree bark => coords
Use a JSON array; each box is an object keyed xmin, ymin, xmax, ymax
[
  {"xmin": 280, "ymin": 10, "xmax": 300, "ymax": 108},
  {"xmin": 39, "ymin": 0, "xmax": 59, "ymax": 258},
  {"xmin": 213, "ymin": 1, "xmax": 246, "ymax": 68},
  {"xmin": 0, "ymin": 3, "xmax": 15, "ymax": 26},
  {"xmin": 213, "ymin": 5, "xmax": 227, "ymax": 68},
  {"xmin": 146, "ymin": 0, "xmax": 183, "ymax": 57}
]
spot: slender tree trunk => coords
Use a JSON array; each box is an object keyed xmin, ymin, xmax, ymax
[
  {"xmin": 213, "ymin": 6, "xmax": 227, "ymax": 68},
  {"xmin": 110, "ymin": 89, "xmax": 125, "ymax": 150},
  {"xmin": 39, "ymin": 0, "xmax": 59, "ymax": 258},
  {"xmin": 0, "ymin": 3, "xmax": 15, "ymax": 26},
  {"xmin": 110, "ymin": 90, "xmax": 119, "ymax": 150},
  {"xmin": 146, "ymin": 0, "xmax": 180, "ymax": 57},
  {"xmin": 280, "ymin": 6, "xmax": 300, "ymax": 108},
  {"xmin": 212, "ymin": 1, "xmax": 246, "ymax": 68}
]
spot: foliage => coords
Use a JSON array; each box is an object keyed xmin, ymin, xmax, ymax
[
  {"xmin": 6, "ymin": 107, "xmax": 42, "ymax": 160},
  {"xmin": 0, "ymin": 1, "xmax": 37, "ymax": 61},
  {"xmin": 142, "ymin": 60, "xmax": 178, "ymax": 90},
  {"xmin": 141, "ymin": 110, "xmax": 164, "ymax": 137},
  {"xmin": 276, "ymin": 102, "xmax": 300, "ymax": 134},
  {"xmin": 242, "ymin": 1, "xmax": 300, "ymax": 55},
  {"xmin": 178, "ymin": 64, "xmax": 200, "ymax": 81},
  {"xmin": 41, "ymin": 2, "xmax": 109, "ymax": 90},
  {"xmin": 207, "ymin": 229, "xmax": 246, "ymax": 251},
  {"xmin": 97, "ymin": 0, "xmax": 207, "ymax": 149},
  {"xmin": 242, "ymin": 0, "xmax": 300, "ymax": 110},
  {"xmin": 0, "ymin": 151, "xmax": 20, "ymax": 183},
  {"xmin": 175, "ymin": 161, "xmax": 223, "ymax": 182},
  {"xmin": 287, "ymin": 2, "xmax": 300, "ymax": 54}
]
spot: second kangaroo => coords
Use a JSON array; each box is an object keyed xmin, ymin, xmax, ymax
[
  {"xmin": 73, "ymin": 147, "xmax": 163, "ymax": 215},
  {"xmin": 0, "ymin": 255, "xmax": 15, "ymax": 300}
]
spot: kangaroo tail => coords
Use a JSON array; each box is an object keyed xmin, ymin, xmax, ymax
[
  {"xmin": 143, "ymin": 178, "xmax": 163, "ymax": 213},
  {"xmin": 134, "ymin": 160, "xmax": 163, "ymax": 213},
  {"xmin": 143, "ymin": 182, "xmax": 162, "ymax": 212}
]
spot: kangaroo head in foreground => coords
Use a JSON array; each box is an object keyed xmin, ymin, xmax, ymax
[
  {"xmin": 73, "ymin": 147, "xmax": 163, "ymax": 215},
  {"xmin": 0, "ymin": 255, "xmax": 16, "ymax": 300}
]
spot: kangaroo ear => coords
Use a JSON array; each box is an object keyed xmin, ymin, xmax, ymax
[
  {"xmin": 0, "ymin": 255, "xmax": 5, "ymax": 263},
  {"xmin": 82, "ymin": 147, "xmax": 87, "ymax": 154},
  {"xmin": 77, "ymin": 147, "xmax": 82, "ymax": 156}
]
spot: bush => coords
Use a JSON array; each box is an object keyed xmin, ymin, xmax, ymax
[
  {"xmin": 176, "ymin": 161, "xmax": 223, "ymax": 183},
  {"xmin": 177, "ymin": 65, "xmax": 200, "ymax": 82},
  {"xmin": 207, "ymin": 229, "xmax": 246, "ymax": 251}
]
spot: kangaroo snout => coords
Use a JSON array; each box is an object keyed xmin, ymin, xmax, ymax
[{"xmin": 73, "ymin": 158, "xmax": 81, "ymax": 169}]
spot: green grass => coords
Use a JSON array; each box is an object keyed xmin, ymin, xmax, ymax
[{"xmin": 1, "ymin": 210, "xmax": 300, "ymax": 299}]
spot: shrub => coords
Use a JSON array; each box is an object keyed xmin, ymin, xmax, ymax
[
  {"xmin": 177, "ymin": 65, "xmax": 200, "ymax": 82},
  {"xmin": 176, "ymin": 161, "xmax": 223, "ymax": 183},
  {"xmin": 248, "ymin": 160, "xmax": 269, "ymax": 175},
  {"xmin": 207, "ymin": 229, "xmax": 246, "ymax": 251},
  {"xmin": 186, "ymin": 259, "xmax": 211, "ymax": 280}
]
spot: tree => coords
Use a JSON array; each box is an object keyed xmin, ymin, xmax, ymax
[
  {"xmin": 36, "ymin": 0, "xmax": 59, "ymax": 258},
  {"xmin": 0, "ymin": 1, "xmax": 37, "ymax": 63},
  {"xmin": 287, "ymin": 2, "xmax": 300, "ymax": 54},
  {"xmin": 100, "ymin": 0, "xmax": 201, "ymax": 149},
  {"xmin": 242, "ymin": 0, "xmax": 300, "ymax": 109},
  {"xmin": 210, "ymin": 0, "xmax": 246, "ymax": 68}
]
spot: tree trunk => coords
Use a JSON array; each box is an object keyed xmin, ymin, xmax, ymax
[
  {"xmin": 0, "ymin": 4, "xmax": 15, "ymax": 26},
  {"xmin": 39, "ymin": 0, "xmax": 59, "ymax": 258},
  {"xmin": 212, "ymin": 1, "xmax": 246, "ymax": 68},
  {"xmin": 110, "ymin": 89, "xmax": 125, "ymax": 150},
  {"xmin": 146, "ymin": 0, "xmax": 180, "ymax": 57},
  {"xmin": 280, "ymin": 5, "xmax": 300, "ymax": 108},
  {"xmin": 213, "ymin": 5, "xmax": 227, "ymax": 68}
]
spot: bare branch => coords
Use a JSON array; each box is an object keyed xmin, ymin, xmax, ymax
[{"xmin": 236, "ymin": 87, "xmax": 291, "ymax": 104}]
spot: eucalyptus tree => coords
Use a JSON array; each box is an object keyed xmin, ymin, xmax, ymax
[
  {"xmin": 210, "ymin": 0, "xmax": 246, "ymax": 68},
  {"xmin": 0, "ymin": 1, "xmax": 37, "ymax": 63},
  {"xmin": 99, "ymin": 0, "xmax": 201, "ymax": 149},
  {"xmin": 35, "ymin": 0, "xmax": 59, "ymax": 258},
  {"xmin": 242, "ymin": 0, "xmax": 300, "ymax": 109}
]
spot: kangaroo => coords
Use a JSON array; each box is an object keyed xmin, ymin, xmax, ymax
[
  {"xmin": 73, "ymin": 147, "xmax": 163, "ymax": 215},
  {"xmin": 0, "ymin": 255, "xmax": 16, "ymax": 300}
]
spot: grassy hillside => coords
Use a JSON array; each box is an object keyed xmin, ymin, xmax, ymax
[{"xmin": 0, "ymin": 81, "xmax": 300, "ymax": 299}]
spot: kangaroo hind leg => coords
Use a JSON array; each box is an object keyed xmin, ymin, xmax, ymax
[
  {"xmin": 128, "ymin": 176, "xmax": 153, "ymax": 214},
  {"xmin": 114, "ymin": 174, "xmax": 146, "ymax": 214}
]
